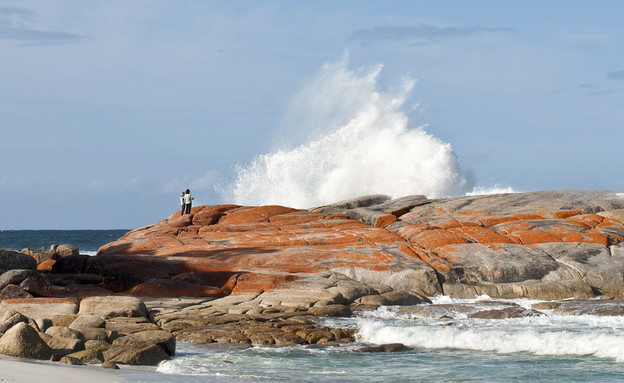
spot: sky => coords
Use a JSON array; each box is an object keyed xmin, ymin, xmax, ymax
[{"xmin": 1, "ymin": 0, "xmax": 623, "ymax": 229}]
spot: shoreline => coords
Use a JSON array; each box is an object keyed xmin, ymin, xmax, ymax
[{"xmin": 0, "ymin": 356, "xmax": 122, "ymax": 383}]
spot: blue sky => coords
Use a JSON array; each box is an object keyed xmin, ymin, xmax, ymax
[{"xmin": 1, "ymin": 1, "xmax": 623, "ymax": 229}]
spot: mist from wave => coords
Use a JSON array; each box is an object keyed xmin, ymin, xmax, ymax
[{"xmin": 218, "ymin": 56, "xmax": 476, "ymax": 208}]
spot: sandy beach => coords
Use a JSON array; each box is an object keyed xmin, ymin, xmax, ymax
[{"xmin": 0, "ymin": 357, "xmax": 121, "ymax": 383}]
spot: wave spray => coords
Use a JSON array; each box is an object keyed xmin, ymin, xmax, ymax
[{"xmin": 220, "ymin": 56, "xmax": 475, "ymax": 208}]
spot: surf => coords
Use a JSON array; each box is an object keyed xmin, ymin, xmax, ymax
[{"xmin": 218, "ymin": 55, "xmax": 475, "ymax": 208}]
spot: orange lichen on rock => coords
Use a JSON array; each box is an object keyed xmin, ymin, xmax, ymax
[
  {"xmin": 219, "ymin": 206, "xmax": 301, "ymax": 225},
  {"xmin": 553, "ymin": 210, "xmax": 583, "ymax": 219},
  {"xmin": 510, "ymin": 230, "xmax": 563, "ymax": 245},
  {"xmin": 448, "ymin": 226, "xmax": 515, "ymax": 245},
  {"xmin": 410, "ymin": 229, "xmax": 465, "ymax": 250},
  {"xmin": 480, "ymin": 214, "xmax": 544, "ymax": 228}
]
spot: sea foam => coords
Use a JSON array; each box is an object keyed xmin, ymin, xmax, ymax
[
  {"xmin": 356, "ymin": 313, "xmax": 624, "ymax": 363},
  {"xmin": 219, "ymin": 56, "xmax": 475, "ymax": 208}
]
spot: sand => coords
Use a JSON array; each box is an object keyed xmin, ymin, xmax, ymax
[{"xmin": 0, "ymin": 357, "xmax": 122, "ymax": 382}]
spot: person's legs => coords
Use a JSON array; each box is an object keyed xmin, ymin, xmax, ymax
[
  {"xmin": 185, "ymin": 204, "xmax": 192, "ymax": 214},
  {"xmin": 181, "ymin": 205, "xmax": 185, "ymax": 215}
]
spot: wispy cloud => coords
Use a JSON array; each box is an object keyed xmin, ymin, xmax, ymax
[
  {"xmin": 607, "ymin": 69, "xmax": 624, "ymax": 81},
  {"xmin": 348, "ymin": 24, "xmax": 511, "ymax": 45},
  {"xmin": 0, "ymin": 6, "xmax": 84, "ymax": 46}
]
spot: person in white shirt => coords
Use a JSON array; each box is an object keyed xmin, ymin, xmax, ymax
[
  {"xmin": 183, "ymin": 189, "xmax": 194, "ymax": 214},
  {"xmin": 180, "ymin": 191, "xmax": 185, "ymax": 215}
]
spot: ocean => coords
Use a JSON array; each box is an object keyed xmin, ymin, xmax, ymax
[{"xmin": 2, "ymin": 230, "xmax": 624, "ymax": 382}]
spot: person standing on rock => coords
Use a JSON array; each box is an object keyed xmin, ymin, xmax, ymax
[
  {"xmin": 183, "ymin": 189, "xmax": 194, "ymax": 214},
  {"xmin": 180, "ymin": 191, "xmax": 186, "ymax": 215}
]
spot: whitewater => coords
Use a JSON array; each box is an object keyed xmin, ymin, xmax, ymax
[
  {"xmin": 219, "ymin": 56, "xmax": 486, "ymax": 208},
  {"xmin": 123, "ymin": 295, "xmax": 624, "ymax": 383}
]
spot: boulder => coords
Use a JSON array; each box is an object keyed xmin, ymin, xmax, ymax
[
  {"xmin": 0, "ymin": 284, "xmax": 33, "ymax": 300},
  {"xmin": 103, "ymin": 343, "xmax": 169, "ymax": 366},
  {"xmin": 0, "ymin": 252, "xmax": 37, "ymax": 275},
  {"xmin": 55, "ymin": 244, "xmax": 80, "ymax": 257},
  {"xmin": 19, "ymin": 275, "xmax": 52, "ymax": 297},
  {"xmin": 0, "ymin": 312, "xmax": 29, "ymax": 334},
  {"xmin": 0, "ymin": 322, "xmax": 53, "ymax": 360},
  {"xmin": 65, "ymin": 348, "xmax": 105, "ymax": 364},
  {"xmin": 59, "ymin": 356, "xmax": 84, "ymax": 365},
  {"xmin": 69, "ymin": 314, "xmax": 106, "ymax": 330},
  {"xmin": 0, "ymin": 298, "xmax": 79, "ymax": 320},
  {"xmin": 78, "ymin": 296, "xmax": 148, "ymax": 319},
  {"xmin": 45, "ymin": 336, "xmax": 84, "ymax": 356},
  {"xmin": 111, "ymin": 330, "xmax": 176, "ymax": 356}
]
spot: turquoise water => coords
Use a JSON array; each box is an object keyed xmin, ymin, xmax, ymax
[{"xmin": 4, "ymin": 230, "xmax": 624, "ymax": 382}]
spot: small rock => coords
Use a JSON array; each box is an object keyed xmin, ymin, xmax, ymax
[
  {"xmin": 102, "ymin": 360, "xmax": 119, "ymax": 369},
  {"xmin": 59, "ymin": 356, "xmax": 84, "ymax": 365},
  {"xmin": 355, "ymin": 343, "xmax": 410, "ymax": 352},
  {"xmin": 66, "ymin": 348, "xmax": 105, "ymax": 364}
]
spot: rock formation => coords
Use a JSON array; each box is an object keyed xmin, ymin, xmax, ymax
[
  {"xmin": 1, "ymin": 190, "xmax": 623, "ymax": 369},
  {"xmin": 91, "ymin": 190, "xmax": 624, "ymax": 302}
]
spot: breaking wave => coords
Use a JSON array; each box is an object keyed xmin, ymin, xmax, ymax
[{"xmin": 219, "ymin": 56, "xmax": 475, "ymax": 208}]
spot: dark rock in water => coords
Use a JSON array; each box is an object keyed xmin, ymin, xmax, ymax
[
  {"xmin": 0, "ymin": 250, "xmax": 37, "ymax": 274},
  {"xmin": 469, "ymin": 306, "xmax": 544, "ymax": 319},
  {"xmin": 59, "ymin": 356, "xmax": 84, "ymax": 365},
  {"xmin": 355, "ymin": 343, "xmax": 410, "ymax": 352},
  {"xmin": 553, "ymin": 300, "xmax": 624, "ymax": 316}
]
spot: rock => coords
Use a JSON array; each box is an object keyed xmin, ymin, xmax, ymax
[
  {"xmin": 85, "ymin": 339, "xmax": 112, "ymax": 351},
  {"xmin": 66, "ymin": 348, "xmax": 105, "ymax": 364},
  {"xmin": 112, "ymin": 330, "xmax": 176, "ymax": 356},
  {"xmin": 0, "ymin": 249, "xmax": 37, "ymax": 274},
  {"xmin": 103, "ymin": 343, "xmax": 169, "ymax": 366},
  {"xmin": 0, "ymin": 269, "xmax": 40, "ymax": 291},
  {"xmin": 19, "ymin": 275, "xmax": 52, "ymax": 297},
  {"xmin": 59, "ymin": 356, "xmax": 84, "ymax": 365},
  {"xmin": 78, "ymin": 296, "xmax": 148, "ymax": 319},
  {"xmin": 354, "ymin": 291, "xmax": 430, "ymax": 306},
  {"xmin": 102, "ymin": 360, "xmax": 119, "ymax": 369},
  {"xmin": 0, "ymin": 298, "xmax": 78, "ymax": 320},
  {"xmin": 50, "ymin": 254, "xmax": 89, "ymax": 274},
  {"xmin": 553, "ymin": 300, "xmax": 624, "ymax": 316},
  {"xmin": 355, "ymin": 343, "xmax": 410, "ymax": 352},
  {"xmin": 55, "ymin": 244, "xmax": 80, "ymax": 257},
  {"xmin": 69, "ymin": 314, "xmax": 106, "ymax": 330},
  {"xmin": 105, "ymin": 316, "xmax": 160, "ymax": 336},
  {"xmin": 0, "ymin": 322, "xmax": 53, "ymax": 360},
  {"xmin": 51, "ymin": 315, "xmax": 78, "ymax": 327},
  {"xmin": 35, "ymin": 318, "xmax": 52, "ymax": 333},
  {"xmin": 0, "ymin": 284, "xmax": 33, "ymax": 300},
  {"xmin": 0, "ymin": 312, "xmax": 29, "ymax": 334},
  {"xmin": 45, "ymin": 326, "xmax": 85, "ymax": 340},
  {"xmin": 308, "ymin": 304, "xmax": 352, "ymax": 317},
  {"xmin": 469, "ymin": 306, "xmax": 544, "ymax": 319},
  {"xmin": 45, "ymin": 336, "xmax": 84, "ymax": 356}
]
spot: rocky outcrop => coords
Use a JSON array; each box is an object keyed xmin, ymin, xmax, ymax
[
  {"xmin": 0, "ymin": 295, "xmax": 177, "ymax": 366},
  {"xmin": 1, "ymin": 190, "xmax": 623, "ymax": 370},
  {"xmin": 94, "ymin": 190, "xmax": 624, "ymax": 301}
]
